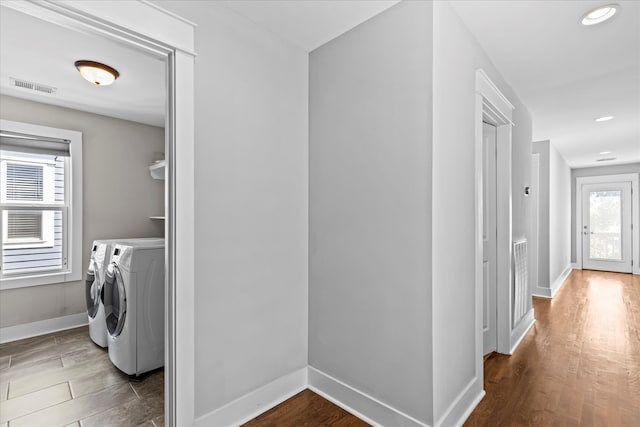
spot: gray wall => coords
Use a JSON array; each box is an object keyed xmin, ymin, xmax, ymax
[
  {"xmin": 532, "ymin": 141, "xmax": 550, "ymax": 288},
  {"xmin": 548, "ymin": 144, "xmax": 571, "ymax": 282},
  {"xmin": 432, "ymin": 2, "xmax": 533, "ymax": 420},
  {"xmin": 571, "ymin": 162, "xmax": 640, "ymax": 263},
  {"xmin": 532, "ymin": 140, "xmax": 572, "ymax": 290},
  {"xmin": 156, "ymin": 1, "xmax": 309, "ymax": 419},
  {"xmin": 0, "ymin": 95, "xmax": 164, "ymax": 327},
  {"xmin": 309, "ymin": 1, "xmax": 433, "ymax": 422}
]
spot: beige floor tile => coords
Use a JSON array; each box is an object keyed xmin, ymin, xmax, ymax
[
  {"xmin": 9, "ymin": 382, "xmax": 135, "ymax": 427},
  {"xmin": 8, "ymin": 356, "xmax": 113, "ymax": 399},
  {"xmin": 80, "ymin": 393, "xmax": 163, "ymax": 427},
  {"xmin": 0, "ymin": 382, "xmax": 71, "ymax": 424},
  {"xmin": 0, "ymin": 356, "xmax": 9, "ymax": 370}
]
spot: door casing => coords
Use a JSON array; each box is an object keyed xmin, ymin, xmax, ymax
[
  {"xmin": 576, "ymin": 174, "xmax": 639, "ymax": 275},
  {"xmin": 0, "ymin": 2, "xmax": 196, "ymax": 425}
]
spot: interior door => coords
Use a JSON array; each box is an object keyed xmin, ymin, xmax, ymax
[
  {"xmin": 582, "ymin": 182, "xmax": 632, "ymax": 273},
  {"xmin": 482, "ymin": 122, "xmax": 498, "ymax": 355}
]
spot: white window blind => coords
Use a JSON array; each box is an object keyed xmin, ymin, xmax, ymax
[
  {"xmin": 6, "ymin": 163, "xmax": 44, "ymax": 201},
  {"xmin": 7, "ymin": 211, "xmax": 43, "ymax": 240}
]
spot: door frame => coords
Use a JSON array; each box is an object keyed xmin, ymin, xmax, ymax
[
  {"xmin": 474, "ymin": 68, "xmax": 521, "ymax": 372},
  {"xmin": 1, "ymin": 1, "xmax": 196, "ymax": 425},
  {"xmin": 530, "ymin": 154, "xmax": 540, "ymax": 293},
  {"xmin": 575, "ymin": 173, "xmax": 640, "ymax": 275}
]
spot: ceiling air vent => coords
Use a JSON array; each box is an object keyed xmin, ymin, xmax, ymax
[
  {"xmin": 10, "ymin": 77, "xmax": 57, "ymax": 95},
  {"xmin": 596, "ymin": 157, "xmax": 616, "ymax": 162}
]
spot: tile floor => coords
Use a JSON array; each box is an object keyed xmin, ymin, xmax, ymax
[{"xmin": 0, "ymin": 326, "xmax": 163, "ymax": 427}]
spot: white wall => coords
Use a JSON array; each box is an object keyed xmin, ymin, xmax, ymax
[
  {"xmin": 155, "ymin": 1, "xmax": 309, "ymax": 420},
  {"xmin": 548, "ymin": 144, "xmax": 571, "ymax": 283},
  {"xmin": 571, "ymin": 162, "xmax": 640, "ymax": 263},
  {"xmin": 432, "ymin": 2, "xmax": 533, "ymax": 423},
  {"xmin": 0, "ymin": 95, "xmax": 164, "ymax": 328},
  {"xmin": 309, "ymin": 1, "xmax": 433, "ymax": 423}
]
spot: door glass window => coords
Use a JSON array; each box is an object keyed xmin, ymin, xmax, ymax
[{"xmin": 589, "ymin": 190, "xmax": 622, "ymax": 260}]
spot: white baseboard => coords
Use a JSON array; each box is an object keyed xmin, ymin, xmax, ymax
[
  {"xmin": 308, "ymin": 366, "xmax": 430, "ymax": 427},
  {"xmin": 549, "ymin": 265, "xmax": 573, "ymax": 297},
  {"xmin": 433, "ymin": 375, "xmax": 484, "ymax": 427},
  {"xmin": 0, "ymin": 312, "xmax": 87, "ymax": 344},
  {"xmin": 194, "ymin": 367, "xmax": 307, "ymax": 427},
  {"xmin": 532, "ymin": 264, "xmax": 573, "ymax": 299},
  {"xmin": 509, "ymin": 308, "xmax": 535, "ymax": 355}
]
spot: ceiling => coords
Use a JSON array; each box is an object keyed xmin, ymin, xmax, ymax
[
  {"xmin": 1, "ymin": 1, "xmax": 638, "ymax": 168},
  {"xmin": 451, "ymin": 0, "xmax": 640, "ymax": 168},
  {"xmin": 0, "ymin": 7, "xmax": 165, "ymax": 127},
  {"xmin": 216, "ymin": 0, "xmax": 401, "ymax": 51}
]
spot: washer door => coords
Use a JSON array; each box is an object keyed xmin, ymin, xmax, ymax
[
  {"xmin": 85, "ymin": 259, "xmax": 100, "ymax": 319},
  {"xmin": 104, "ymin": 263, "xmax": 127, "ymax": 337}
]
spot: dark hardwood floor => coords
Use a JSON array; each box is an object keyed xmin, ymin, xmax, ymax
[
  {"xmin": 3, "ymin": 270, "xmax": 637, "ymax": 426},
  {"xmin": 0, "ymin": 326, "xmax": 164, "ymax": 427},
  {"xmin": 244, "ymin": 270, "xmax": 640, "ymax": 426},
  {"xmin": 242, "ymin": 389, "xmax": 369, "ymax": 427},
  {"xmin": 466, "ymin": 269, "xmax": 640, "ymax": 426}
]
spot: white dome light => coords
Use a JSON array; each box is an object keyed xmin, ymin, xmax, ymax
[{"xmin": 75, "ymin": 60, "xmax": 119, "ymax": 86}]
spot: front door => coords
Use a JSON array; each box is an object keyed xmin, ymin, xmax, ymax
[
  {"xmin": 582, "ymin": 182, "xmax": 632, "ymax": 273},
  {"xmin": 482, "ymin": 122, "xmax": 497, "ymax": 355}
]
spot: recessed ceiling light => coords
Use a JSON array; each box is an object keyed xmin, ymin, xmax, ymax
[
  {"xmin": 74, "ymin": 60, "xmax": 119, "ymax": 86},
  {"xmin": 599, "ymin": 151, "xmax": 612, "ymax": 155},
  {"xmin": 581, "ymin": 4, "xmax": 619, "ymax": 26},
  {"xmin": 595, "ymin": 116, "xmax": 614, "ymax": 122}
]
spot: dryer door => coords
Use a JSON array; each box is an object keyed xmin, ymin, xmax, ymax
[
  {"xmin": 104, "ymin": 263, "xmax": 127, "ymax": 337},
  {"xmin": 85, "ymin": 259, "xmax": 100, "ymax": 319}
]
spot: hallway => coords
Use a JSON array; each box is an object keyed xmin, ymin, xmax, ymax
[{"xmin": 466, "ymin": 270, "xmax": 640, "ymax": 425}]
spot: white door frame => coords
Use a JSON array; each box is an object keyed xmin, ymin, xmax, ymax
[
  {"xmin": 576, "ymin": 173, "xmax": 640, "ymax": 275},
  {"xmin": 1, "ymin": 1, "xmax": 196, "ymax": 425},
  {"xmin": 530, "ymin": 154, "xmax": 540, "ymax": 293},
  {"xmin": 474, "ymin": 68, "xmax": 517, "ymax": 375}
]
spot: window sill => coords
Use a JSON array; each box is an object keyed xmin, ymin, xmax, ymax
[{"xmin": 0, "ymin": 269, "xmax": 80, "ymax": 290}]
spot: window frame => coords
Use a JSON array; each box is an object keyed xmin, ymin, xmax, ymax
[
  {"xmin": 1, "ymin": 156, "xmax": 58, "ymax": 249},
  {"xmin": 0, "ymin": 119, "xmax": 82, "ymax": 289}
]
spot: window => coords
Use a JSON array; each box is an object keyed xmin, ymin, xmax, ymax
[{"xmin": 0, "ymin": 119, "xmax": 82, "ymax": 289}]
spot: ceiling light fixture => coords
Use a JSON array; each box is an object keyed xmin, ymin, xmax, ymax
[
  {"xmin": 581, "ymin": 4, "xmax": 619, "ymax": 26},
  {"xmin": 599, "ymin": 151, "xmax": 612, "ymax": 155},
  {"xmin": 595, "ymin": 116, "xmax": 614, "ymax": 122},
  {"xmin": 74, "ymin": 60, "xmax": 119, "ymax": 86}
]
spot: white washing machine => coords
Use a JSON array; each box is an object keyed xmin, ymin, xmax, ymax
[
  {"xmin": 86, "ymin": 238, "xmax": 162, "ymax": 347},
  {"xmin": 103, "ymin": 240, "xmax": 165, "ymax": 376}
]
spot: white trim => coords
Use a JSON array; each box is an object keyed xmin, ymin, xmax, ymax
[
  {"xmin": 194, "ymin": 367, "xmax": 308, "ymax": 427},
  {"xmin": 575, "ymin": 173, "xmax": 639, "ymax": 275},
  {"xmin": 475, "ymin": 69, "xmax": 515, "ymax": 120},
  {"xmin": 0, "ymin": 312, "xmax": 87, "ymax": 344},
  {"xmin": 308, "ymin": 366, "xmax": 430, "ymax": 427},
  {"xmin": 433, "ymin": 376, "xmax": 485, "ymax": 427},
  {"xmin": 0, "ymin": 2, "xmax": 196, "ymax": 426},
  {"xmin": 508, "ymin": 309, "xmax": 535, "ymax": 355},
  {"xmin": 0, "ymin": 119, "xmax": 82, "ymax": 289},
  {"xmin": 532, "ymin": 264, "xmax": 573, "ymax": 298},
  {"xmin": 474, "ymin": 68, "xmax": 515, "ymax": 373},
  {"xmin": 495, "ymin": 125, "xmax": 513, "ymax": 355}
]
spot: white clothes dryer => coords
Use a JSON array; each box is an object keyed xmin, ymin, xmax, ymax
[
  {"xmin": 86, "ymin": 238, "xmax": 162, "ymax": 347},
  {"xmin": 103, "ymin": 240, "xmax": 165, "ymax": 376}
]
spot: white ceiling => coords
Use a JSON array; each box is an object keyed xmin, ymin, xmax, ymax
[
  {"xmin": 2, "ymin": 1, "xmax": 638, "ymax": 168},
  {"xmin": 216, "ymin": 0, "xmax": 401, "ymax": 51},
  {"xmin": 451, "ymin": 0, "xmax": 640, "ymax": 168},
  {"xmin": 0, "ymin": 7, "xmax": 166, "ymax": 127}
]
